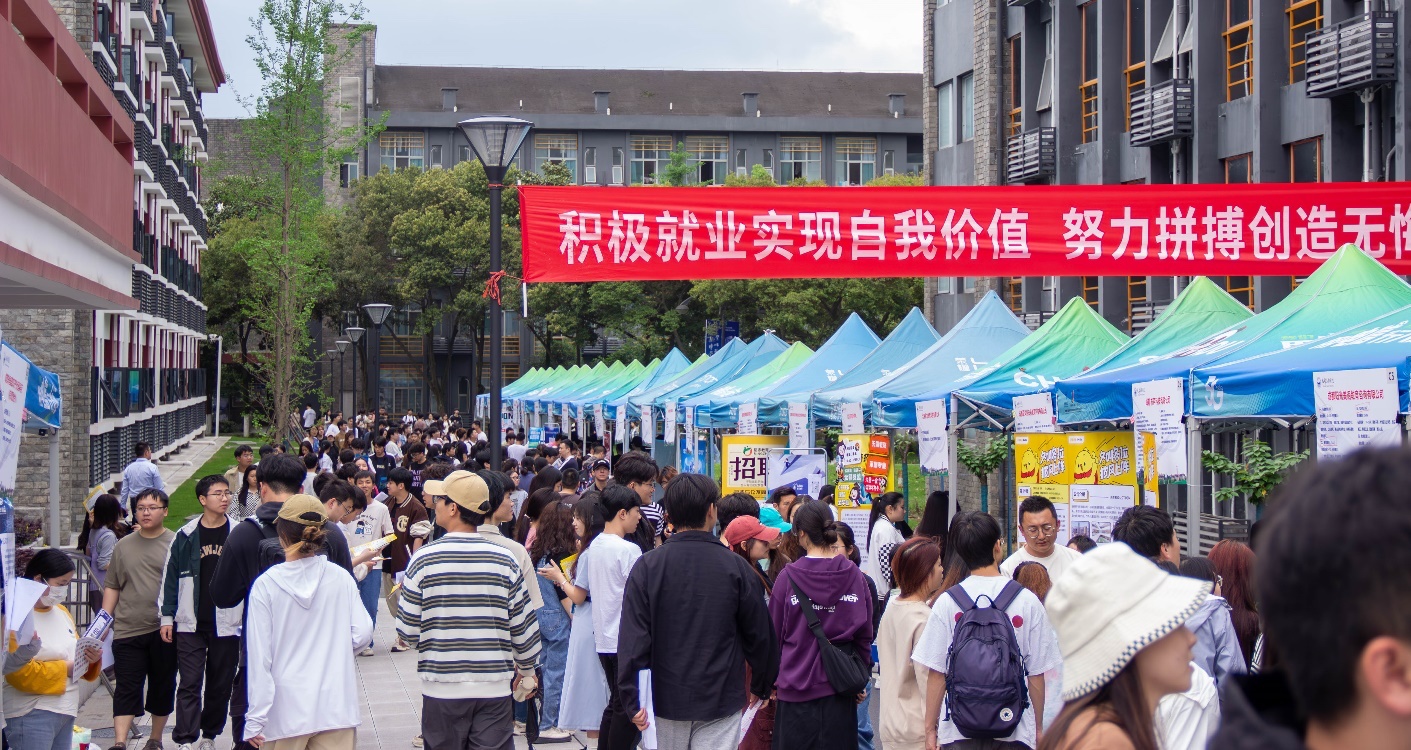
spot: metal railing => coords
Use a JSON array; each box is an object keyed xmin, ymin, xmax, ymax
[
  {"xmin": 1006, "ymin": 127, "xmax": 1056, "ymax": 184},
  {"xmin": 1305, "ymin": 11, "xmax": 1399, "ymax": 97},
  {"xmin": 1130, "ymin": 79, "xmax": 1194, "ymax": 147}
]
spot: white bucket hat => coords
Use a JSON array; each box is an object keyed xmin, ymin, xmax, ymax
[{"xmin": 1046, "ymin": 543, "xmax": 1211, "ymax": 700}]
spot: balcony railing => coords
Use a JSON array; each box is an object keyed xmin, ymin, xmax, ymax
[
  {"xmin": 1130, "ymin": 79, "xmax": 1194, "ymax": 147},
  {"xmin": 1020, "ymin": 311, "xmax": 1055, "ymax": 331},
  {"xmin": 1127, "ymin": 301, "xmax": 1170, "ymax": 334},
  {"xmin": 130, "ymin": 0, "xmax": 153, "ymax": 20},
  {"xmin": 151, "ymin": 6, "xmax": 167, "ymax": 46},
  {"xmin": 1006, "ymin": 127, "xmax": 1057, "ymax": 184},
  {"xmin": 91, "ymin": 47, "xmax": 116, "ymax": 89},
  {"xmin": 133, "ymin": 212, "xmax": 154, "ymax": 268},
  {"xmin": 1305, "ymin": 11, "xmax": 1399, "ymax": 97}
]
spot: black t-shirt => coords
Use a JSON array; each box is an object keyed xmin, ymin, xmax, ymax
[
  {"xmin": 197, "ymin": 521, "xmax": 230, "ymax": 631},
  {"xmin": 370, "ymin": 454, "xmax": 397, "ymax": 489}
]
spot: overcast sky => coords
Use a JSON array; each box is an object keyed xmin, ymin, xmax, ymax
[{"xmin": 201, "ymin": 0, "xmax": 923, "ymax": 119}]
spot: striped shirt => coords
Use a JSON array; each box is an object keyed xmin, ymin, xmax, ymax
[{"xmin": 396, "ymin": 532, "xmax": 541, "ymax": 699}]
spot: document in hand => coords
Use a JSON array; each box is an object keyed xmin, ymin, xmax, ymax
[
  {"xmin": 638, "ymin": 670, "xmax": 656, "ymax": 750},
  {"xmin": 4, "ymin": 578, "xmax": 47, "ymax": 645}
]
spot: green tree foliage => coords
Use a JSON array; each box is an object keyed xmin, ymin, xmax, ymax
[
  {"xmin": 661, "ymin": 141, "xmax": 695, "ymax": 186},
  {"xmin": 957, "ymin": 433, "xmax": 1011, "ymax": 513},
  {"xmin": 865, "ymin": 172, "xmax": 926, "ymax": 186},
  {"xmin": 1202, "ymin": 439, "xmax": 1309, "ymax": 505}
]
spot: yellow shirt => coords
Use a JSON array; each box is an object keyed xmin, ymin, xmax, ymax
[{"xmin": 4, "ymin": 604, "xmax": 100, "ymax": 719}]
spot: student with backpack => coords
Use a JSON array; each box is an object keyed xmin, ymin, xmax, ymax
[
  {"xmin": 912, "ymin": 512, "xmax": 1060, "ymax": 750},
  {"xmin": 768, "ymin": 500, "xmax": 874, "ymax": 750}
]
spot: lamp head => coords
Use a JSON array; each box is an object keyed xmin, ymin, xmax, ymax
[
  {"xmin": 457, "ymin": 116, "xmax": 534, "ymax": 182},
  {"xmin": 362, "ymin": 303, "xmax": 394, "ymax": 326},
  {"xmin": 335, "ymin": 340, "xmax": 351, "ymax": 354},
  {"xmin": 346, "ymin": 326, "xmax": 365, "ymax": 343}
]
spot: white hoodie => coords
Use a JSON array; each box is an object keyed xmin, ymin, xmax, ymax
[{"xmin": 244, "ymin": 555, "xmax": 373, "ymax": 742}]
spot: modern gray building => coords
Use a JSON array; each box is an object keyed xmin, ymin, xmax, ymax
[
  {"xmin": 924, "ymin": 0, "xmax": 1409, "ymax": 333},
  {"xmin": 309, "ymin": 24, "xmax": 924, "ymax": 414}
]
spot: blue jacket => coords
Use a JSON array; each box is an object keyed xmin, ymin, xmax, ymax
[{"xmin": 1186, "ymin": 595, "xmax": 1247, "ymax": 690}]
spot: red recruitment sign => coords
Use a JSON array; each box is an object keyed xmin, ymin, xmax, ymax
[
  {"xmin": 518, "ymin": 183, "xmax": 1411, "ymax": 282},
  {"xmin": 868, "ymin": 434, "xmax": 891, "ymax": 456},
  {"xmin": 863, "ymin": 475, "xmax": 889, "ymax": 495}
]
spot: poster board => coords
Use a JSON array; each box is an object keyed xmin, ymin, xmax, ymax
[
  {"xmin": 1013, "ymin": 431, "xmax": 1154, "ymax": 547},
  {"xmin": 915, "ymin": 398, "xmax": 948, "ymax": 474},
  {"xmin": 833, "ymin": 433, "xmax": 894, "ymax": 510},
  {"xmin": 1132, "ymin": 378, "xmax": 1188, "ymax": 482},
  {"xmin": 1313, "ymin": 367, "xmax": 1401, "ymax": 459},
  {"xmin": 737, "ymin": 402, "xmax": 758, "ymax": 435},
  {"xmin": 721, "ymin": 435, "xmax": 789, "ymax": 499},
  {"xmin": 766, "ymin": 451, "xmax": 827, "ymax": 498},
  {"xmin": 787, "ymin": 402, "xmax": 810, "ymax": 449},
  {"xmin": 1012, "ymin": 393, "xmax": 1058, "ymax": 433}
]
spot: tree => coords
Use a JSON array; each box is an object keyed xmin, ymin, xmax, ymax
[
  {"xmin": 215, "ymin": 1, "xmax": 381, "ymax": 439},
  {"xmin": 1202, "ymin": 439, "xmax": 1309, "ymax": 506},
  {"xmin": 660, "ymin": 141, "xmax": 695, "ymax": 186},
  {"xmin": 957, "ymin": 433, "xmax": 1010, "ymax": 514}
]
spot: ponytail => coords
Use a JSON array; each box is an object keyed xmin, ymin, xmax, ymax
[
  {"xmin": 276, "ymin": 518, "xmax": 327, "ymax": 557},
  {"xmin": 793, "ymin": 500, "xmax": 839, "ymax": 549}
]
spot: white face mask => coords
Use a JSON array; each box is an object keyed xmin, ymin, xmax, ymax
[{"xmin": 39, "ymin": 584, "xmax": 65, "ymax": 607}]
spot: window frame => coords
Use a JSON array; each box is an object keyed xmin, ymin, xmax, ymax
[
  {"xmin": 378, "ymin": 132, "xmax": 425, "ymax": 172},
  {"xmin": 937, "ymin": 81, "xmax": 955, "ymax": 148},
  {"xmin": 629, "ymin": 135, "xmax": 674, "ymax": 185},
  {"xmin": 1125, "ymin": 0, "xmax": 1147, "ymax": 132},
  {"xmin": 583, "ymin": 146, "xmax": 597, "ymax": 184},
  {"xmin": 1287, "ymin": 0, "xmax": 1322, "ymax": 84},
  {"xmin": 780, "ymin": 136, "xmax": 824, "ymax": 183},
  {"xmin": 834, "ymin": 137, "xmax": 878, "ymax": 186},
  {"xmin": 1080, "ymin": 2, "xmax": 1100, "ymax": 143},
  {"xmin": 1289, "ymin": 137, "xmax": 1323, "ymax": 183},
  {"xmin": 1224, "ymin": 153, "xmax": 1252, "ymax": 184},
  {"xmin": 685, "ymin": 136, "xmax": 729, "ymax": 185},
  {"xmin": 1007, "ymin": 35, "xmax": 1023, "ymax": 139},
  {"xmin": 534, "ymin": 133, "xmax": 579, "ymax": 181},
  {"xmin": 1225, "ymin": 0, "xmax": 1254, "ymax": 100},
  {"xmin": 959, "ymin": 73, "xmax": 975, "ymax": 142}
]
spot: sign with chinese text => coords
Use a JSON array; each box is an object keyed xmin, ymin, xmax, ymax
[
  {"xmin": 1313, "ymin": 367, "xmax": 1401, "ymax": 459},
  {"xmin": 1014, "ymin": 431, "xmax": 1154, "ymax": 546},
  {"xmin": 737, "ymin": 401, "xmax": 758, "ymax": 435},
  {"xmin": 841, "ymin": 402, "xmax": 864, "ymax": 433},
  {"xmin": 662, "ymin": 401, "xmax": 677, "ymax": 441},
  {"xmin": 916, "ymin": 398, "xmax": 948, "ymax": 473},
  {"xmin": 0, "ymin": 343, "xmax": 28, "ymax": 495},
  {"xmin": 787, "ymin": 402, "xmax": 810, "ymax": 449},
  {"xmin": 833, "ymin": 433, "xmax": 894, "ymax": 509},
  {"xmin": 520, "ymin": 183, "xmax": 1411, "ymax": 281},
  {"xmin": 1132, "ymin": 378, "xmax": 1188, "ymax": 482},
  {"xmin": 1012, "ymin": 393, "xmax": 1057, "ymax": 433},
  {"xmin": 593, "ymin": 404, "xmax": 606, "ymax": 440},
  {"xmin": 722, "ymin": 435, "xmax": 789, "ymax": 499},
  {"xmin": 682, "ymin": 406, "xmax": 696, "ymax": 454}
]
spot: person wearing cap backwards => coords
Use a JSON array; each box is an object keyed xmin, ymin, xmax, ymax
[
  {"xmin": 588, "ymin": 457, "xmax": 612, "ymax": 494},
  {"xmin": 397, "ymin": 470, "xmax": 542, "ymax": 750},
  {"xmin": 617, "ymin": 474, "xmax": 775, "ymax": 750},
  {"xmin": 1035, "ymin": 543, "xmax": 1210, "ymax": 750},
  {"xmin": 242, "ymin": 495, "xmax": 373, "ymax": 750}
]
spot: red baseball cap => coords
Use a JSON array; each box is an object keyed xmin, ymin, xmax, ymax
[{"xmin": 723, "ymin": 516, "xmax": 781, "ymax": 548}]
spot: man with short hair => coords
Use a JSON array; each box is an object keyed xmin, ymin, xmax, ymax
[
  {"xmin": 105, "ymin": 488, "xmax": 179, "ymax": 750},
  {"xmin": 614, "ymin": 451, "xmax": 663, "ymax": 552},
  {"xmin": 384, "ymin": 467, "xmax": 429, "ymax": 653},
  {"xmin": 1209, "ymin": 447, "xmax": 1411, "ymax": 750},
  {"xmin": 301, "ymin": 452, "xmax": 319, "ymax": 495},
  {"xmin": 398, "ymin": 471, "xmax": 541, "ymax": 750},
  {"xmin": 589, "ymin": 458, "xmax": 612, "ymax": 494},
  {"xmin": 618, "ymin": 474, "xmax": 775, "ymax": 750},
  {"xmin": 999, "ymin": 495, "xmax": 1084, "ymax": 583},
  {"xmin": 913, "ymin": 512, "xmax": 1058, "ymax": 750},
  {"xmin": 370, "ymin": 438, "xmax": 397, "ymax": 490},
  {"xmin": 120, "ymin": 442, "xmax": 165, "ymax": 515},
  {"xmin": 583, "ymin": 485, "xmax": 645, "ymax": 750},
  {"xmin": 302, "ymin": 404, "xmax": 316, "ymax": 431},
  {"xmin": 506, "ymin": 432, "xmax": 528, "ymax": 464},
  {"xmin": 1113, "ymin": 504, "xmax": 1181, "ymax": 565},
  {"xmin": 553, "ymin": 440, "xmax": 579, "ymax": 472},
  {"xmin": 470, "ymin": 471, "xmax": 544, "ymax": 611},
  {"xmin": 406, "ymin": 443, "xmax": 430, "ymax": 499},
  {"xmin": 160, "ymin": 477, "xmax": 241, "ymax": 750},
  {"xmin": 223, "ymin": 445, "xmax": 255, "ymax": 489}
]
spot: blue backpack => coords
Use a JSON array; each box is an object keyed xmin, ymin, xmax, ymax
[{"xmin": 944, "ymin": 580, "xmax": 1030, "ymax": 739}]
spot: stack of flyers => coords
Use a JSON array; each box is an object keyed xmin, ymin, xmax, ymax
[{"xmin": 71, "ymin": 610, "xmax": 112, "ymax": 679}]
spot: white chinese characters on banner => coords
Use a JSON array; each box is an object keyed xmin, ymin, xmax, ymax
[
  {"xmin": 643, "ymin": 408, "xmax": 656, "ymax": 454},
  {"xmin": 614, "ymin": 405, "xmax": 626, "ymax": 443},
  {"xmin": 1314, "ymin": 367, "xmax": 1401, "ymax": 460},
  {"xmin": 0, "ymin": 344, "xmax": 29, "ymax": 494},
  {"xmin": 682, "ymin": 407, "xmax": 696, "ymax": 454},
  {"xmin": 1132, "ymin": 378, "xmax": 1188, "ymax": 481},
  {"xmin": 915, "ymin": 399, "xmax": 948, "ymax": 473},
  {"xmin": 840, "ymin": 402, "xmax": 864, "ymax": 434},
  {"xmin": 594, "ymin": 404, "xmax": 607, "ymax": 440},
  {"xmin": 663, "ymin": 400, "xmax": 677, "ymax": 442},
  {"xmin": 787, "ymin": 402, "xmax": 810, "ymax": 450},
  {"xmin": 737, "ymin": 402, "xmax": 758, "ymax": 435},
  {"xmin": 1011, "ymin": 393, "xmax": 1057, "ymax": 433},
  {"xmin": 561, "ymin": 404, "xmax": 571, "ymax": 429}
]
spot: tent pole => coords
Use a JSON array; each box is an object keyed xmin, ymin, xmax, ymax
[
  {"xmin": 48, "ymin": 430, "xmax": 60, "ymax": 548},
  {"xmin": 947, "ymin": 394, "xmax": 959, "ymax": 519},
  {"xmin": 1185, "ymin": 417, "xmax": 1201, "ymax": 558}
]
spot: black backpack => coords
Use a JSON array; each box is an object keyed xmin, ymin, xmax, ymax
[
  {"xmin": 943, "ymin": 580, "xmax": 1030, "ymax": 739},
  {"xmin": 246, "ymin": 516, "xmax": 332, "ymax": 573}
]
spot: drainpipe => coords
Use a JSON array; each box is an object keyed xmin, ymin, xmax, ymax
[{"xmin": 1361, "ymin": 88, "xmax": 1382, "ymax": 182}]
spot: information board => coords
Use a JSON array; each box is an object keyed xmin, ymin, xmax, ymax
[
  {"xmin": 1314, "ymin": 367, "xmax": 1401, "ymax": 459},
  {"xmin": 721, "ymin": 435, "xmax": 789, "ymax": 499},
  {"xmin": 1132, "ymin": 378, "xmax": 1188, "ymax": 482},
  {"xmin": 1014, "ymin": 431, "xmax": 1154, "ymax": 546},
  {"xmin": 833, "ymin": 433, "xmax": 894, "ymax": 509},
  {"xmin": 1012, "ymin": 393, "xmax": 1058, "ymax": 433}
]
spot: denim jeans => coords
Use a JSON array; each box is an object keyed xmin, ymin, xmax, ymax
[
  {"xmin": 5, "ymin": 709, "xmax": 73, "ymax": 750},
  {"xmin": 357, "ymin": 571, "xmax": 381, "ymax": 645},
  {"xmin": 856, "ymin": 681, "xmax": 874, "ymax": 750},
  {"xmin": 535, "ymin": 558, "xmax": 573, "ymax": 730}
]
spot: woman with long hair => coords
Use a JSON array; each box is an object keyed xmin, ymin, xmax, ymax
[
  {"xmin": 937, "ymin": 511, "xmax": 972, "ymax": 594},
  {"xmin": 914, "ymin": 490, "xmax": 950, "ymax": 541},
  {"xmin": 243, "ymin": 495, "xmax": 372, "ymax": 748},
  {"xmin": 836, "ymin": 522, "xmax": 880, "ymax": 750},
  {"xmin": 527, "ymin": 466, "xmax": 564, "ymax": 500},
  {"xmin": 877, "ymin": 537, "xmax": 944, "ymax": 750},
  {"xmin": 1039, "ymin": 544, "xmax": 1209, "ymax": 750},
  {"xmin": 1013, "ymin": 560, "xmax": 1053, "ymax": 602},
  {"xmin": 865, "ymin": 492, "xmax": 907, "ymax": 604},
  {"xmin": 1177, "ymin": 556, "xmax": 1248, "ymax": 690},
  {"xmin": 540, "ymin": 493, "xmax": 609, "ymax": 733},
  {"xmin": 3, "ymin": 549, "xmax": 102, "ymax": 750},
  {"xmin": 1208, "ymin": 539, "xmax": 1259, "ymax": 668},
  {"xmin": 516, "ymin": 487, "xmax": 559, "ymax": 554},
  {"xmin": 769, "ymin": 501, "xmax": 874, "ymax": 750},
  {"xmin": 84, "ymin": 494, "xmax": 124, "ymax": 613},
  {"xmin": 527, "ymin": 500, "xmax": 579, "ymax": 741}
]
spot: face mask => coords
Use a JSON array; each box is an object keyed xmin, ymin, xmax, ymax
[{"xmin": 39, "ymin": 584, "xmax": 65, "ymax": 606}]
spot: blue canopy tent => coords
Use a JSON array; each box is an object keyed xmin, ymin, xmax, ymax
[
  {"xmin": 689, "ymin": 342, "xmax": 816, "ymax": 428},
  {"xmin": 655, "ymin": 333, "xmax": 790, "ymax": 424},
  {"xmin": 626, "ymin": 338, "xmax": 747, "ymax": 421},
  {"xmin": 810, "ymin": 307, "xmax": 941, "ymax": 426},
  {"xmin": 607, "ymin": 349, "xmax": 702, "ymax": 421},
  {"xmin": 871, "ymin": 292, "xmax": 1032, "ymax": 428},
  {"xmin": 756, "ymin": 314, "xmax": 883, "ymax": 426}
]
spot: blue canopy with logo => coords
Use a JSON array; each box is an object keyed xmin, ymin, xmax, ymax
[
  {"xmin": 810, "ymin": 307, "xmax": 941, "ymax": 426},
  {"xmin": 756, "ymin": 314, "xmax": 882, "ymax": 425}
]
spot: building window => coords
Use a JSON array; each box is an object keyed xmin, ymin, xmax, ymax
[
  {"xmin": 1037, "ymin": 21, "xmax": 1054, "ymax": 113},
  {"xmin": 762, "ymin": 148, "xmax": 775, "ymax": 178},
  {"xmin": 1008, "ymin": 277, "xmax": 1024, "ymax": 313},
  {"xmin": 937, "ymin": 81, "xmax": 954, "ymax": 148},
  {"xmin": 584, "ymin": 147, "xmax": 597, "ymax": 184},
  {"xmin": 735, "ymin": 148, "xmax": 748, "ymax": 177},
  {"xmin": 612, "ymin": 147, "xmax": 624, "ymax": 185},
  {"xmin": 1080, "ymin": 1, "xmax": 1099, "ymax": 143},
  {"xmin": 1126, "ymin": 0, "xmax": 1147, "ymax": 132},
  {"xmin": 883, "ymin": 150, "xmax": 895, "ymax": 175},
  {"xmin": 1007, "ymin": 35, "xmax": 1023, "ymax": 138},
  {"xmin": 962, "ymin": 277, "xmax": 976, "ymax": 293},
  {"xmin": 937, "ymin": 277, "xmax": 955, "ymax": 294},
  {"xmin": 1127, "ymin": 276, "xmax": 1148, "ymax": 333},
  {"xmin": 959, "ymin": 73, "xmax": 975, "ymax": 142},
  {"xmin": 1082, "ymin": 277, "xmax": 1100, "ymax": 307},
  {"xmin": 1042, "ymin": 277, "xmax": 1058, "ymax": 312},
  {"xmin": 459, "ymin": 145, "xmax": 471, "ymax": 163},
  {"xmin": 429, "ymin": 144, "xmax": 443, "ymax": 168},
  {"xmin": 1224, "ymin": 153, "xmax": 1252, "ymax": 184},
  {"xmin": 835, "ymin": 138, "xmax": 877, "ymax": 186},
  {"xmin": 1224, "ymin": 277, "xmax": 1254, "ymax": 309},
  {"xmin": 687, "ymin": 136, "xmax": 729, "ymax": 184},
  {"xmin": 780, "ymin": 137, "xmax": 823, "ymax": 182},
  {"xmin": 1226, "ymin": 0, "xmax": 1254, "ymax": 100},
  {"xmin": 1289, "ymin": 137, "xmax": 1322, "ymax": 182},
  {"xmin": 338, "ymin": 157, "xmax": 358, "ymax": 188},
  {"xmin": 629, "ymin": 135, "xmax": 673, "ymax": 184},
  {"xmin": 1288, "ymin": 0, "xmax": 1322, "ymax": 83},
  {"xmin": 534, "ymin": 133, "xmax": 578, "ymax": 180},
  {"xmin": 379, "ymin": 132, "xmax": 425, "ymax": 172}
]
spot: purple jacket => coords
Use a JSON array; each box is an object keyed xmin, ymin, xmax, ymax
[{"xmin": 769, "ymin": 556, "xmax": 875, "ymax": 702}]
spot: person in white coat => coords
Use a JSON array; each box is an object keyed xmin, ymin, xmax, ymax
[
  {"xmin": 244, "ymin": 494, "xmax": 373, "ymax": 750},
  {"xmin": 864, "ymin": 492, "xmax": 907, "ymax": 603}
]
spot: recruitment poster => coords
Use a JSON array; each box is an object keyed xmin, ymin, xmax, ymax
[
  {"xmin": 721, "ymin": 435, "xmax": 789, "ymax": 500},
  {"xmin": 737, "ymin": 402, "xmax": 758, "ymax": 435},
  {"xmin": 915, "ymin": 398, "xmax": 948, "ymax": 473},
  {"xmin": 1013, "ymin": 431, "xmax": 1154, "ymax": 547},
  {"xmin": 0, "ymin": 343, "xmax": 28, "ymax": 496},
  {"xmin": 1132, "ymin": 378, "xmax": 1188, "ymax": 482},
  {"xmin": 766, "ymin": 451, "xmax": 827, "ymax": 498},
  {"xmin": 787, "ymin": 402, "xmax": 810, "ymax": 449},
  {"xmin": 1313, "ymin": 367, "xmax": 1401, "ymax": 459},
  {"xmin": 833, "ymin": 433, "xmax": 894, "ymax": 509},
  {"xmin": 1012, "ymin": 393, "xmax": 1058, "ymax": 433}
]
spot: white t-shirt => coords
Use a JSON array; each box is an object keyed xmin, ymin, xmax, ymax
[
  {"xmin": 1157, "ymin": 663, "xmax": 1220, "ymax": 750},
  {"xmin": 999, "ymin": 543, "xmax": 1083, "ymax": 583},
  {"xmin": 303, "ymin": 408, "xmax": 316, "ymax": 429},
  {"xmin": 385, "ymin": 440, "xmax": 403, "ymax": 461},
  {"xmin": 577, "ymin": 532, "xmax": 641, "ymax": 654},
  {"xmin": 507, "ymin": 444, "xmax": 529, "ymax": 463},
  {"xmin": 865, "ymin": 518, "xmax": 906, "ymax": 598},
  {"xmin": 912, "ymin": 574, "xmax": 1062, "ymax": 748},
  {"xmin": 325, "ymin": 423, "xmax": 339, "ymax": 438},
  {"xmin": 342, "ymin": 498, "xmax": 394, "ymax": 548}
]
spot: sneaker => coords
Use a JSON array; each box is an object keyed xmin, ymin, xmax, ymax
[
  {"xmin": 108, "ymin": 745, "xmax": 126, "ymax": 750},
  {"xmin": 196, "ymin": 739, "xmax": 217, "ymax": 750},
  {"xmin": 359, "ymin": 647, "xmax": 375, "ymax": 657},
  {"xmin": 538, "ymin": 728, "xmax": 575, "ymax": 742},
  {"xmin": 176, "ymin": 745, "xmax": 193, "ymax": 750},
  {"xmin": 390, "ymin": 641, "xmax": 410, "ymax": 653},
  {"xmin": 513, "ymin": 721, "xmax": 527, "ymax": 735},
  {"xmin": 410, "ymin": 736, "xmax": 423, "ymax": 748},
  {"xmin": 143, "ymin": 740, "xmax": 164, "ymax": 750}
]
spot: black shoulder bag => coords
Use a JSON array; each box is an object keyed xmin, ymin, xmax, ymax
[{"xmin": 789, "ymin": 579, "xmax": 870, "ymax": 695}]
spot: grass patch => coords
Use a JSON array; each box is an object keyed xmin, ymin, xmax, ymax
[{"xmin": 166, "ymin": 441, "xmax": 255, "ymax": 529}]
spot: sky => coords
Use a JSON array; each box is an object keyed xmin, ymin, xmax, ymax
[{"xmin": 201, "ymin": 0, "xmax": 923, "ymax": 119}]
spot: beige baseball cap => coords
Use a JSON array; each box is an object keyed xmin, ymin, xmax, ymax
[{"xmin": 423, "ymin": 470, "xmax": 490, "ymax": 514}]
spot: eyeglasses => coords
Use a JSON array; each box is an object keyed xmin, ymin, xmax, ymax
[
  {"xmin": 204, "ymin": 490, "xmax": 232, "ymax": 498},
  {"xmin": 134, "ymin": 505, "xmax": 165, "ymax": 514},
  {"xmin": 1022, "ymin": 524, "xmax": 1057, "ymax": 537}
]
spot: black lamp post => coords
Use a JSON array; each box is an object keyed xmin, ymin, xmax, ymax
[
  {"xmin": 346, "ymin": 326, "xmax": 365, "ymax": 415},
  {"xmin": 362, "ymin": 303, "xmax": 394, "ymax": 416},
  {"xmin": 325, "ymin": 349, "xmax": 339, "ymax": 412},
  {"xmin": 335, "ymin": 339, "xmax": 351, "ymax": 414},
  {"xmin": 458, "ymin": 116, "xmax": 533, "ymax": 472}
]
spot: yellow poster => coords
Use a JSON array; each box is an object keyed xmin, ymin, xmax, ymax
[
  {"xmin": 721, "ymin": 435, "xmax": 789, "ymax": 499},
  {"xmin": 1014, "ymin": 431, "xmax": 1145, "ymax": 547},
  {"xmin": 833, "ymin": 433, "xmax": 895, "ymax": 509}
]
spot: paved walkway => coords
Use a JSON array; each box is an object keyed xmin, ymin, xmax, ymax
[{"xmin": 155, "ymin": 436, "xmax": 230, "ymax": 491}]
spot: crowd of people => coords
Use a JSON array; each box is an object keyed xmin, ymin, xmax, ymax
[{"xmin": 2, "ymin": 407, "xmax": 1405, "ymax": 750}]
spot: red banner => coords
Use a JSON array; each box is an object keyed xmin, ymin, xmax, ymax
[{"xmin": 518, "ymin": 183, "xmax": 1411, "ymax": 282}]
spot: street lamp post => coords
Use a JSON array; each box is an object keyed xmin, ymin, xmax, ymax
[
  {"xmin": 335, "ymin": 339, "xmax": 351, "ymax": 415},
  {"xmin": 458, "ymin": 116, "xmax": 533, "ymax": 472},
  {"xmin": 346, "ymin": 326, "xmax": 365, "ymax": 416},
  {"xmin": 325, "ymin": 349, "xmax": 339, "ymax": 414},
  {"xmin": 362, "ymin": 303, "xmax": 394, "ymax": 417}
]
